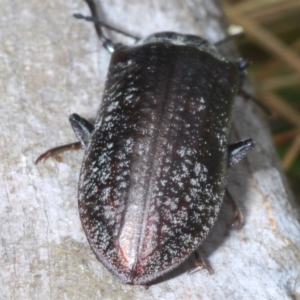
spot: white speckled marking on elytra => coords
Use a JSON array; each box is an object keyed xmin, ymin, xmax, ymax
[{"xmin": 73, "ymin": 31, "xmax": 239, "ymax": 284}]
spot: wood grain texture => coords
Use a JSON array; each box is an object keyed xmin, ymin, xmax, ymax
[{"xmin": 0, "ymin": 0, "xmax": 299, "ymax": 299}]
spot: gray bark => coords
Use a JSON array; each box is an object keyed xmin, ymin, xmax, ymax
[{"xmin": 1, "ymin": 0, "xmax": 299, "ymax": 299}]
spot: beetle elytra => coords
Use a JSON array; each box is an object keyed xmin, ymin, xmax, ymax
[{"xmin": 36, "ymin": 0, "xmax": 254, "ymax": 285}]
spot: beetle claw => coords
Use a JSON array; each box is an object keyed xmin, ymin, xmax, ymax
[
  {"xmin": 225, "ymin": 189, "xmax": 244, "ymax": 230},
  {"xmin": 232, "ymin": 208, "xmax": 244, "ymax": 230},
  {"xmin": 188, "ymin": 253, "xmax": 214, "ymax": 275},
  {"xmin": 35, "ymin": 142, "xmax": 82, "ymax": 165}
]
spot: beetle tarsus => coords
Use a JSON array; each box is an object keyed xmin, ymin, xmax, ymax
[
  {"xmin": 239, "ymin": 89, "xmax": 273, "ymax": 117},
  {"xmin": 232, "ymin": 208, "xmax": 244, "ymax": 230},
  {"xmin": 225, "ymin": 189, "xmax": 244, "ymax": 230},
  {"xmin": 235, "ymin": 57, "xmax": 273, "ymax": 117},
  {"xmin": 35, "ymin": 142, "xmax": 82, "ymax": 165},
  {"xmin": 188, "ymin": 252, "xmax": 214, "ymax": 275}
]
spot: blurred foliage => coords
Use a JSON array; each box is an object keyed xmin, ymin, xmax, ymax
[{"xmin": 222, "ymin": 0, "xmax": 300, "ymax": 203}]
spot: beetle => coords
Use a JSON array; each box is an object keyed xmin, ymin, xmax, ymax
[{"xmin": 36, "ymin": 0, "xmax": 255, "ymax": 285}]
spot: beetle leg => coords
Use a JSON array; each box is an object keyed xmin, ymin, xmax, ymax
[
  {"xmin": 236, "ymin": 58, "xmax": 273, "ymax": 116},
  {"xmin": 69, "ymin": 113, "xmax": 94, "ymax": 149},
  {"xmin": 35, "ymin": 142, "xmax": 82, "ymax": 164},
  {"xmin": 187, "ymin": 251, "xmax": 214, "ymax": 275},
  {"xmin": 228, "ymin": 138, "xmax": 254, "ymax": 167},
  {"xmin": 239, "ymin": 89, "xmax": 273, "ymax": 116},
  {"xmin": 225, "ymin": 189, "xmax": 244, "ymax": 230},
  {"xmin": 35, "ymin": 114, "xmax": 94, "ymax": 165}
]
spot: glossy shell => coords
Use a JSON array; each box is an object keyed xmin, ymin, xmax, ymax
[{"xmin": 78, "ymin": 32, "xmax": 240, "ymax": 284}]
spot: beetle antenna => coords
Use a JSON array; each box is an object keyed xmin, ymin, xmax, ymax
[
  {"xmin": 76, "ymin": 0, "xmax": 115, "ymax": 52},
  {"xmin": 74, "ymin": 14, "xmax": 140, "ymax": 41},
  {"xmin": 239, "ymin": 89, "xmax": 273, "ymax": 117},
  {"xmin": 74, "ymin": 0, "xmax": 140, "ymax": 53}
]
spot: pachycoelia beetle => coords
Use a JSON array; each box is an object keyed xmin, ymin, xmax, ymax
[{"xmin": 36, "ymin": 0, "xmax": 254, "ymax": 285}]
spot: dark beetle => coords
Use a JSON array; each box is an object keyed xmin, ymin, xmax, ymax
[{"xmin": 36, "ymin": 0, "xmax": 254, "ymax": 285}]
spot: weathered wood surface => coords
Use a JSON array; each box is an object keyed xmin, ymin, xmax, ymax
[{"xmin": 1, "ymin": 0, "xmax": 299, "ymax": 299}]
